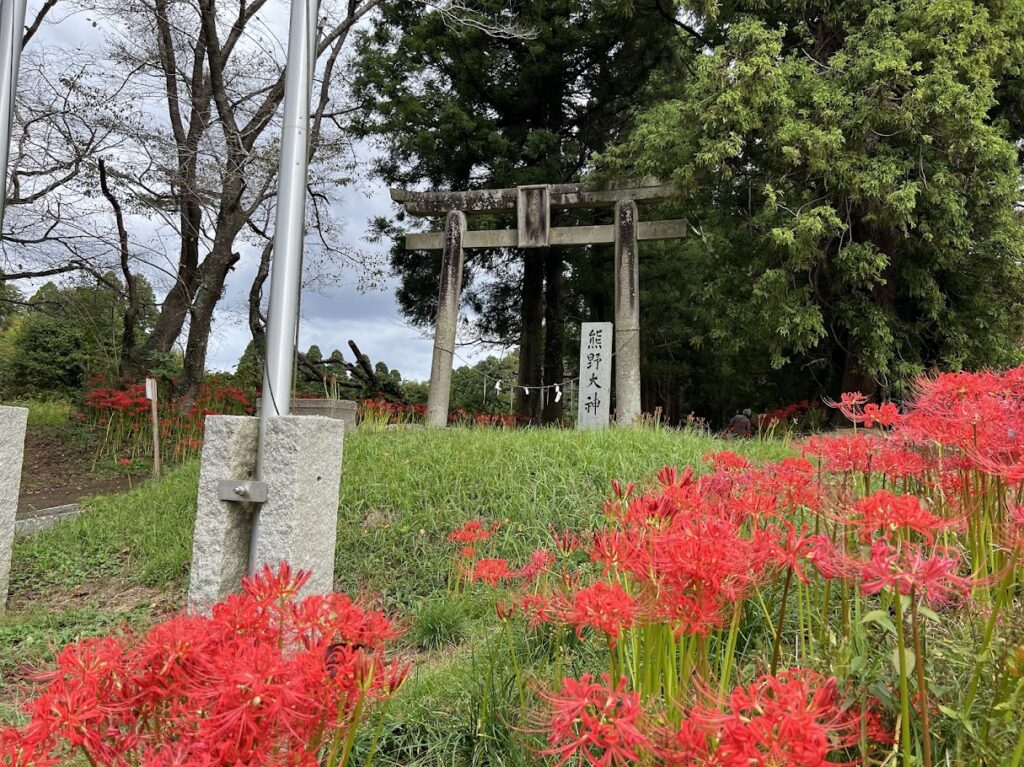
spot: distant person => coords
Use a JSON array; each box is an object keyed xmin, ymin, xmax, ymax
[{"xmin": 724, "ymin": 408, "xmax": 752, "ymax": 437}]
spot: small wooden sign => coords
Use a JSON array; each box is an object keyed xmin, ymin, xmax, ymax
[
  {"xmin": 577, "ymin": 322, "xmax": 612, "ymax": 429},
  {"xmin": 145, "ymin": 377, "xmax": 161, "ymax": 481}
]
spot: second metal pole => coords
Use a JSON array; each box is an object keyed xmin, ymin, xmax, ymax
[
  {"xmin": 251, "ymin": 0, "xmax": 319, "ymax": 574},
  {"xmin": 0, "ymin": 0, "xmax": 29, "ymax": 230}
]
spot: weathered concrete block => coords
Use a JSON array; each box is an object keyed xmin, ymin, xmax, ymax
[
  {"xmin": 252, "ymin": 415, "xmax": 344, "ymax": 597},
  {"xmin": 187, "ymin": 416, "xmax": 260, "ymax": 613},
  {"xmin": 188, "ymin": 414, "xmax": 345, "ymax": 612},
  {"xmin": 0, "ymin": 406, "xmax": 28, "ymax": 609},
  {"xmin": 256, "ymin": 397, "xmax": 357, "ymax": 433},
  {"xmin": 15, "ymin": 503, "xmax": 83, "ymax": 538}
]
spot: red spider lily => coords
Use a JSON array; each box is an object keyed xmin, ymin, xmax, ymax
[
  {"xmin": 802, "ymin": 432, "xmax": 881, "ymax": 474},
  {"xmin": 673, "ymin": 670, "xmax": 862, "ymax": 767},
  {"xmin": 449, "ymin": 520, "xmax": 495, "ymax": 544},
  {"xmin": 756, "ymin": 400, "xmax": 816, "ymax": 431},
  {"xmin": 844, "ymin": 489, "xmax": 950, "ymax": 544},
  {"xmin": 855, "ymin": 540, "xmax": 974, "ymax": 604},
  {"xmin": 539, "ymin": 674, "xmax": 650, "ymax": 767},
  {"xmin": 610, "ymin": 479, "xmax": 636, "ymax": 500},
  {"xmin": 656, "ymin": 465, "xmax": 695, "ymax": 489},
  {"xmin": 470, "ymin": 558, "xmax": 516, "ymax": 585},
  {"xmin": 769, "ymin": 522, "xmax": 816, "ymax": 583},
  {"xmin": 520, "ymin": 593, "xmax": 555, "ymax": 628},
  {"xmin": 702, "ymin": 451, "xmax": 751, "ymax": 473},
  {"xmin": 587, "ymin": 475, "xmax": 772, "ymax": 637},
  {"xmin": 552, "ymin": 528, "xmax": 583, "ymax": 554},
  {"xmin": 563, "ymin": 581, "xmax": 637, "ymax": 646},
  {"xmin": 803, "ymin": 534, "xmax": 853, "ymax": 581},
  {"xmin": 873, "ymin": 443, "xmax": 930, "ymax": 483},
  {"xmin": 518, "ymin": 549, "xmax": 557, "ymax": 580},
  {"xmin": 459, "ymin": 546, "xmax": 476, "ymax": 559},
  {"xmin": 753, "ymin": 457, "xmax": 822, "ymax": 513},
  {"xmin": 823, "ymin": 391, "xmax": 870, "ymax": 424},
  {"xmin": 1, "ymin": 565, "xmax": 401, "ymax": 767},
  {"xmin": 861, "ymin": 402, "xmax": 901, "ymax": 429},
  {"xmin": 1002, "ymin": 504, "xmax": 1024, "ymax": 552}
]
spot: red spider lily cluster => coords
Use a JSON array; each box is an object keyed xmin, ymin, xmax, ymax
[
  {"xmin": 81, "ymin": 379, "xmax": 254, "ymax": 466},
  {"xmin": 1, "ymin": 565, "xmax": 406, "ymax": 767},
  {"xmin": 756, "ymin": 400, "xmax": 822, "ymax": 433},
  {"xmin": 454, "ymin": 366, "xmax": 1024, "ymax": 765},
  {"xmin": 539, "ymin": 670, "xmax": 880, "ymax": 767}
]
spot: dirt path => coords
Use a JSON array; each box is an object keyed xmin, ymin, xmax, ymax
[{"xmin": 16, "ymin": 425, "xmax": 143, "ymax": 515}]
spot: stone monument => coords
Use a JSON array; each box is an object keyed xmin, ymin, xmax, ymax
[{"xmin": 578, "ymin": 323, "xmax": 613, "ymax": 429}]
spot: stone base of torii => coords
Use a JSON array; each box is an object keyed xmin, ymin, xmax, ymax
[{"xmin": 391, "ymin": 179, "xmax": 686, "ymax": 428}]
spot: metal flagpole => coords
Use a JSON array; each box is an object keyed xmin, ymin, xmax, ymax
[
  {"xmin": 0, "ymin": 0, "xmax": 28, "ymax": 231},
  {"xmin": 250, "ymin": 0, "xmax": 319, "ymax": 574}
]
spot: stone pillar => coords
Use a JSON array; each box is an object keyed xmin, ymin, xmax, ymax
[
  {"xmin": 188, "ymin": 416, "xmax": 260, "ymax": 613},
  {"xmin": 250, "ymin": 415, "xmax": 344, "ymax": 595},
  {"xmin": 188, "ymin": 414, "xmax": 344, "ymax": 613},
  {"xmin": 0, "ymin": 406, "xmax": 28, "ymax": 609},
  {"xmin": 614, "ymin": 200, "xmax": 642, "ymax": 425},
  {"xmin": 426, "ymin": 210, "xmax": 466, "ymax": 428}
]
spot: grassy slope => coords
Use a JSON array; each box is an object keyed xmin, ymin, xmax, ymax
[
  {"xmin": 1, "ymin": 428, "xmax": 790, "ymax": 741},
  {"xmin": 11, "ymin": 427, "xmax": 789, "ymax": 602}
]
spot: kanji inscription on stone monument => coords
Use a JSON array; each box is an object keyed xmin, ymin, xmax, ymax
[{"xmin": 578, "ymin": 322, "xmax": 613, "ymax": 429}]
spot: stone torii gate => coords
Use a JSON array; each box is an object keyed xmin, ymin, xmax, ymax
[{"xmin": 391, "ymin": 179, "xmax": 686, "ymax": 427}]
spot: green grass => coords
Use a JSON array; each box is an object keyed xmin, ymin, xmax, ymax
[
  {"xmin": 11, "ymin": 426, "xmax": 790, "ymax": 602},
  {"xmin": 0, "ymin": 398, "xmax": 71, "ymax": 427},
  {"xmin": 333, "ymin": 428, "xmax": 789, "ymax": 609},
  {"xmin": 10, "ymin": 463, "xmax": 200, "ymax": 593},
  {"xmin": 2, "ymin": 427, "xmax": 791, "ymax": 742}
]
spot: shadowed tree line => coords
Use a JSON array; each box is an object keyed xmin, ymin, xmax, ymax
[{"xmin": 4, "ymin": 1, "xmax": 1024, "ymax": 423}]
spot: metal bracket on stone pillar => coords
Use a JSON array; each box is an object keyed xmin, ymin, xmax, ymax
[
  {"xmin": 425, "ymin": 210, "xmax": 467, "ymax": 428},
  {"xmin": 613, "ymin": 200, "xmax": 642, "ymax": 425},
  {"xmin": 217, "ymin": 480, "xmax": 269, "ymax": 504}
]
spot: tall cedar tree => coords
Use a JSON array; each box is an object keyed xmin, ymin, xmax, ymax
[
  {"xmin": 352, "ymin": 1, "xmax": 682, "ymax": 421},
  {"xmin": 606, "ymin": 0, "xmax": 1024, "ymax": 408}
]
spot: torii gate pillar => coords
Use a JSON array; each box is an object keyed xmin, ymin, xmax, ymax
[
  {"xmin": 426, "ymin": 211, "xmax": 467, "ymax": 427},
  {"xmin": 614, "ymin": 200, "xmax": 641, "ymax": 425}
]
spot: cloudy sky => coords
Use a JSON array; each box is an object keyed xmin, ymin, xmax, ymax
[
  {"xmin": 201, "ymin": 180, "xmax": 447, "ymax": 381},
  {"xmin": 24, "ymin": 0, "xmax": 493, "ymax": 383}
]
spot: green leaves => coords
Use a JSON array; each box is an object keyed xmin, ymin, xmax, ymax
[
  {"xmin": 862, "ymin": 609, "xmax": 897, "ymax": 636},
  {"xmin": 607, "ymin": 0, "xmax": 1024, "ymax": 398}
]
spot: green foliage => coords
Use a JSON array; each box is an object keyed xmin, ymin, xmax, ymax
[
  {"xmin": 352, "ymin": 0, "xmax": 682, "ymax": 340},
  {"xmin": 1, "ymin": 399, "xmax": 72, "ymax": 427},
  {"xmin": 447, "ymin": 354, "xmax": 520, "ymax": 415},
  {"xmin": 410, "ymin": 597, "xmax": 471, "ymax": 651},
  {"xmin": 7, "ymin": 429, "xmax": 788, "ymax": 606},
  {"xmin": 607, "ymin": 0, "xmax": 1024, "ymax": 398},
  {"xmin": 10, "ymin": 463, "xmax": 200, "ymax": 594},
  {"xmin": 0, "ymin": 276, "xmax": 158, "ymax": 399},
  {"xmin": 332, "ymin": 428, "xmax": 789, "ymax": 608}
]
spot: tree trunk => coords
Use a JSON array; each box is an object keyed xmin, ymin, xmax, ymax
[
  {"xmin": 516, "ymin": 252, "xmax": 545, "ymax": 419},
  {"xmin": 176, "ymin": 246, "xmax": 241, "ymax": 407},
  {"xmin": 541, "ymin": 250, "xmax": 564, "ymax": 424}
]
